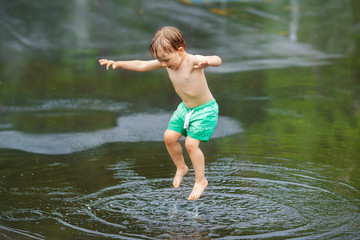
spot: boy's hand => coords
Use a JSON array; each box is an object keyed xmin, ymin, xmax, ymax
[
  {"xmin": 99, "ymin": 59, "xmax": 117, "ymax": 70},
  {"xmin": 194, "ymin": 61, "xmax": 209, "ymax": 69}
]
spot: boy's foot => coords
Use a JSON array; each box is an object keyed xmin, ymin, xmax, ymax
[
  {"xmin": 188, "ymin": 178, "xmax": 208, "ymax": 201},
  {"xmin": 173, "ymin": 165, "xmax": 189, "ymax": 188}
]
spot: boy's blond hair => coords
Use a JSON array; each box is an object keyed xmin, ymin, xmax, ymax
[{"xmin": 150, "ymin": 26, "xmax": 186, "ymax": 60}]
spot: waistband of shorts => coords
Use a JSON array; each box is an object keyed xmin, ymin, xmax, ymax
[{"xmin": 183, "ymin": 98, "xmax": 217, "ymax": 111}]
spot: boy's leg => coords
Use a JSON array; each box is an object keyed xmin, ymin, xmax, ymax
[
  {"xmin": 185, "ymin": 136, "xmax": 208, "ymax": 201},
  {"xmin": 164, "ymin": 129, "xmax": 189, "ymax": 188}
]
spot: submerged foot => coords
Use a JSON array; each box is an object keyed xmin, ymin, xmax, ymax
[
  {"xmin": 173, "ymin": 165, "xmax": 189, "ymax": 188},
  {"xmin": 188, "ymin": 178, "xmax": 208, "ymax": 201}
]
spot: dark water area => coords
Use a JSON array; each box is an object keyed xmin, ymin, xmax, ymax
[{"xmin": 1, "ymin": 0, "xmax": 360, "ymax": 239}]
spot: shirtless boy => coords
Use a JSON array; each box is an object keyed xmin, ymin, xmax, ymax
[{"xmin": 99, "ymin": 26, "xmax": 222, "ymax": 200}]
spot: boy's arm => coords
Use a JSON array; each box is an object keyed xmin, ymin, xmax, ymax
[
  {"xmin": 99, "ymin": 59, "xmax": 163, "ymax": 72},
  {"xmin": 193, "ymin": 55, "xmax": 222, "ymax": 69}
]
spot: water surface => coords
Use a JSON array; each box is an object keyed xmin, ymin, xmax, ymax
[{"xmin": 0, "ymin": 0, "xmax": 360, "ymax": 239}]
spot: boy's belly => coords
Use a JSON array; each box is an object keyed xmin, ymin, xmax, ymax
[
  {"xmin": 177, "ymin": 89, "xmax": 214, "ymax": 108},
  {"xmin": 171, "ymin": 75, "xmax": 213, "ymax": 108}
]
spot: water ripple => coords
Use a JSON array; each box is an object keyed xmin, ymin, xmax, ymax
[
  {"xmin": 1, "ymin": 156, "xmax": 359, "ymax": 239},
  {"xmin": 62, "ymin": 158, "xmax": 360, "ymax": 238}
]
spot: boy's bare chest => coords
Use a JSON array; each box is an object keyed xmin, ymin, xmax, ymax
[{"xmin": 167, "ymin": 66, "xmax": 199, "ymax": 86}]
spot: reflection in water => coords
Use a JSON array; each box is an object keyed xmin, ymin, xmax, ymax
[
  {"xmin": 0, "ymin": 0, "xmax": 344, "ymax": 74},
  {"xmin": 179, "ymin": 0, "xmax": 263, "ymax": 3},
  {"xmin": 0, "ymin": 99, "xmax": 241, "ymax": 155},
  {"xmin": 0, "ymin": 113, "xmax": 241, "ymax": 155},
  {"xmin": 289, "ymin": 0, "xmax": 299, "ymax": 42},
  {"xmin": 180, "ymin": 0, "xmax": 342, "ymax": 74},
  {"xmin": 0, "ymin": 156, "xmax": 359, "ymax": 239},
  {"xmin": 73, "ymin": 0, "xmax": 90, "ymax": 48},
  {"xmin": 0, "ymin": 0, "xmax": 360, "ymax": 239}
]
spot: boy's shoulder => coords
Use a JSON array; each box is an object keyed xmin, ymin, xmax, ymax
[
  {"xmin": 187, "ymin": 53, "xmax": 204, "ymax": 58},
  {"xmin": 186, "ymin": 53, "xmax": 206, "ymax": 63}
]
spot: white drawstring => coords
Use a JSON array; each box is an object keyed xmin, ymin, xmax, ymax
[{"xmin": 183, "ymin": 110, "xmax": 194, "ymax": 131}]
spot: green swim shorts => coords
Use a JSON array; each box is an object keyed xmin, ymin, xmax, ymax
[{"xmin": 167, "ymin": 99, "xmax": 219, "ymax": 142}]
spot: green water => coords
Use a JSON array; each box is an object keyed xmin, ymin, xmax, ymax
[{"xmin": 0, "ymin": 0, "xmax": 359, "ymax": 239}]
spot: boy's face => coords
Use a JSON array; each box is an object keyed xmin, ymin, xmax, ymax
[{"xmin": 156, "ymin": 47, "xmax": 184, "ymax": 70}]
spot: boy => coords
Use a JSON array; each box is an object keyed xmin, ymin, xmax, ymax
[{"xmin": 99, "ymin": 26, "xmax": 222, "ymax": 200}]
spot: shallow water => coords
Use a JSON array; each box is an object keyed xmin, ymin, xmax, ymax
[
  {"xmin": 0, "ymin": 99, "xmax": 241, "ymax": 154},
  {"xmin": 1, "ymin": 0, "xmax": 360, "ymax": 239},
  {"xmin": 1, "ymin": 149, "xmax": 359, "ymax": 239}
]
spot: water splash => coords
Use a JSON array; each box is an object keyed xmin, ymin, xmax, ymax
[{"xmin": 192, "ymin": 202, "xmax": 200, "ymax": 220}]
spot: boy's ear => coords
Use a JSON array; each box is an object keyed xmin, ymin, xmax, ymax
[{"xmin": 178, "ymin": 47, "xmax": 184, "ymax": 54}]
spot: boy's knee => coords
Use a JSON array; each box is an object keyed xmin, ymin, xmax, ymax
[
  {"xmin": 185, "ymin": 138, "xmax": 200, "ymax": 153},
  {"xmin": 164, "ymin": 130, "xmax": 180, "ymax": 146}
]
